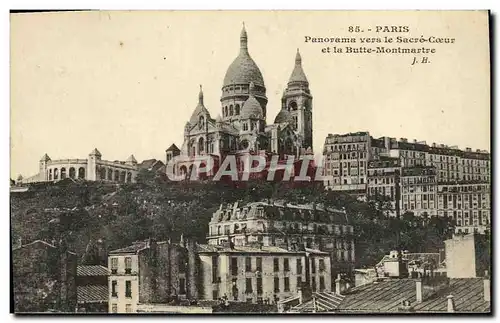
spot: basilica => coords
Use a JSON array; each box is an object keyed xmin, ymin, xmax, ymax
[{"xmin": 166, "ymin": 24, "xmax": 314, "ymax": 178}]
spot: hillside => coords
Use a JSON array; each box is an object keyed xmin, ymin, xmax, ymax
[{"xmin": 10, "ymin": 169, "xmax": 456, "ymax": 268}]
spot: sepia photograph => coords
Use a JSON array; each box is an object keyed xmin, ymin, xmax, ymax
[{"xmin": 9, "ymin": 10, "xmax": 491, "ymax": 315}]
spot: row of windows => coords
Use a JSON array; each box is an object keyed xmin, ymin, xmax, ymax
[
  {"xmin": 48, "ymin": 167, "xmax": 86, "ymax": 181},
  {"xmin": 223, "ymin": 104, "xmax": 241, "ymax": 117},
  {"xmin": 324, "ymin": 143, "xmax": 368, "ymax": 152},
  {"xmin": 110, "ymin": 303, "xmax": 132, "ymax": 313},
  {"xmin": 110, "ymin": 280, "xmax": 133, "ymax": 298}
]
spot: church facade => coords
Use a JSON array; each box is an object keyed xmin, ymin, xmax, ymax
[{"xmin": 166, "ymin": 25, "xmax": 314, "ymax": 179}]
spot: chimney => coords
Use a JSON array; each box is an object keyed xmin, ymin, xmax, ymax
[
  {"xmin": 335, "ymin": 274, "xmax": 343, "ymax": 295},
  {"xmin": 484, "ymin": 271, "xmax": 490, "ymax": 302},
  {"xmin": 447, "ymin": 295, "xmax": 455, "ymax": 312},
  {"xmin": 186, "ymin": 238, "xmax": 199, "ymax": 300},
  {"xmin": 466, "ymin": 147, "xmax": 472, "ymax": 152},
  {"xmin": 413, "ymin": 139, "xmax": 417, "ymax": 144},
  {"xmin": 432, "ymin": 143, "xmax": 436, "ymax": 148},
  {"xmin": 416, "ymin": 279, "xmax": 423, "ymax": 303}
]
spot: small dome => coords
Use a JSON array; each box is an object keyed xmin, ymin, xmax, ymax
[
  {"xmin": 89, "ymin": 148, "xmax": 102, "ymax": 157},
  {"xmin": 40, "ymin": 153, "xmax": 51, "ymax": 162},
  {"xmin": 240, "ymin": 82, "xmax": 263, "ymax": 119},
  {"xmin": 223, "ymin": 24, "xmax": 265, "ymax": 88},
  {"xmin": 274, "ymin": 108, "xmax": 293, "ymax": 124}
]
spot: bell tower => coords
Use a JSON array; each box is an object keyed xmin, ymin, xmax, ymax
[{"xmin": 283, "ymin": 49, "xmax": 313, "ymax": 152}]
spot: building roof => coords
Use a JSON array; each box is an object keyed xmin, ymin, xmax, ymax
[
  {"xmin": 189, "ymin": 85, "xmax": 211, "ymax": 124},
  {"xmin": 197, "ymin": 244, "xmax": 327, "ymax": 255},
  {"xmin": 109, "ymin": 241, "xmax": 148, "ymax": 254},
  {"xmin": 290, "ymin": 278, "xmax": 490, "ymax": 313},
  {"xmin": 89, "ymin": 148, "xmax": 102, "ymax": 157},
  {"xmin": 77, "ymin": 285, "xmax": 108, "ymax": 304},
  {"xmin": 12, "ymin": 239, "xmax": 76, "ymax": 255},
  {"xmin": 77, "ymin": 265, "xmax": 109, "ymax": 276},
  {"xmin": 166, "ymin": 143, "xmax": 180, "ymax": 152},
  {"xmin": 288, "ymin": 49, "xmax": 308, "ymax": 85},
  {"xmin": 126, "ymin": 155, "xmax": 137, "ymax": 163},
  {"xmin": 274, "ymin": 108, "xmax": 293, "ymax": 124},
  {"xmin": 40, "ymin": 153, "xmax": 51, "ymax": 162},
  {"xmin": 223, "ymin": 25, "xmax": 265, "ymax": 87},
  {"xmin": 290, "ymin": 292, "xmax": 345, "ymax": 313}
]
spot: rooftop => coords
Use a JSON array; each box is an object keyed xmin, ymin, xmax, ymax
[
  {"xmin": 77, "ymin": 285, "xmax": 108, "ymax": 304},
  {"xmin": 290, "ymin": 278, "xmax": 490, "ymax": 313},
  {"xmin": 77, "ymin": 265, "xmax": 109, "ymax": 276}
]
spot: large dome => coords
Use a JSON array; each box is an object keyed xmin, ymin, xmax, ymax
[{"xmin": 223, "ymin": 25, "xmax": 265, "ymax": 87}]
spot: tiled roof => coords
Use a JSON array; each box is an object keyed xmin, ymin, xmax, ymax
[
  {"xmin": 290, "ymin": 278, "xmax": 490, "ymax": 313},
  {"xmin": 77, "ymin": 265, "xmax": 109, "ymax": 276},
  {"xmin": 77, "ymin": 285, "xmax": 108, "ymax": 304}
]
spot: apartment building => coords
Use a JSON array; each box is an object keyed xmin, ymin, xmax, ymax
[
  {"xmin": 197, "ymin": 243, "xmax": 331, "ymax": 304},
  {"xmin": 207, "ymin": 201, "xmax": 355, "ymax": 281},
  {"xmin": 107, "ymin": 239, "xmax": 197, "ymax": 313},
  {"xmin": 322, "ymin": 132, "xmax": 490, "ymax": 231}
]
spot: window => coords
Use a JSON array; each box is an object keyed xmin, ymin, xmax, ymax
[
  {"xmin": 312, "ymin": 277, "xmax": 316, "ymax": 292},
  {"xmin": 296, "ymin": 259, "xmax": 302, "ymax": 274},
  {"xmin": 246, "ymin": 278, "xmax": 253, "ymax": 293},
  {"xmin": 319, "ymin": 259, "xmax": 325, "ymax": 272},
  {"xmin": 111, "ymin": 280, "xmax": 118, "ymax": 297},
  {"xmin": 212, "ymin": 290, "xmax": 219, "ymax": 300},
  {"xmin": 212, "ymin": 256, "xmax": 218, "ymax": 283},
  {"xmin": 256, "ymin": 257, "xmax": 262, "ymax": 272},
  {"xmin": 179, "ymin": 278, "xmax": 186, "ymax": 295},
  {"xmin": 125, "ymin": 280, "xmax": 132, "ymax": 298},
  {"xmin": 297, "ymin": 276, "xmax": 302, "ymax": 290},
  {"xmin": 274, "ymin": 277, "xmax": 280, "ymax": 293},
  {"xmin": 257, "ymin": 278, "xmax": 263, "ymax": 294},
  {"xmin": 274, "ymin": 258, "xmax": 279, "ymax": 272},
  {"xmin": 231, "ymin": 257, "xmax": 238, "ymax": 276},
  {"xmin": 111, "ymin": 258, "xmax": 118, "ymax": 274},
  {"xmin": 311, "ymin": 259, "xmax": 316, "ymax": 274},
  {"xmin": 284, "ymin": 277, "xmax": 290, "ymax": 292},
  {"xmin": 111, "ymin": 304, "xmax": 117, "ymax": 313},
  {"xmin": 319, "ymin": 276, "xmax": 325, "ymax": 292},
  {"xmin": 125, "ymin": 304, "xmax": 132, "ymax": 313},
  {"xmin": 125, "ymin": 257, "xmax": 132, "ymax": 274},
  {"xmin": 284, "ymin": 258, "xmax": 290, "ymax": 272},
  {"xmin": 245, "ymin": 257, "xmax": 252, "ymax": 272}
]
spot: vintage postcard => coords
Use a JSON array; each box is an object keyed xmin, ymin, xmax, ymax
[{"xmin": 10, "ymin": 10, "xmax": 491, "ymax": 314}]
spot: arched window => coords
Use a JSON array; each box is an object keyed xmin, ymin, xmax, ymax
[
  {"xmin": 100, "ymin": 168, "xmax": 106, "ymax": 180},
  {"xmin": 78, "ymin": 167, "xmax": 85, "ymax": 179},
  {"xmin": 120, "ymin": 171, "xmax": 126, "ymax": 183},
  {"xmin": 243, "ymin": 122, "xmax": 248, "ymax": 131},
  {"xmin": 54, "ymin": 168, "xmax": 59, "ymax": 180},
  {"xmin": 229, "ymin": 105, "xmax": 234, "ymax": 116},
  {"xmin": 127, "ymin": 172, "xmax": 132, "ymax": 183},
  {"xmin": 69, "ymin": 167, "xmax": 76, "ymax": 179},
  {"xmin": 179, "ymin": 165, "xmax": 188, "ymax": 179},
  {"xmin": 235, "ymin": 104, "xmax": 240, "ymax": 115},
  {"xmin": 48, "ymin": 169, "xmax": 53, "ymax": 181},
  {"xmin": 288, "ymin": 101, "xmax": 298, "ymax": 111},
  {"xmin": 224, "ymin": 106, "xmax": 228, "ymax": 117},
  {"xmin": 108, "ymin": 169, "xmax": 113, "ymax": 180},
  {"xmin": 60, "ymin": 168, "xmax": 67, "ymax": 179},
  {"xmin": 198, "ymin": 137, "xmax": 205, "ymax": 153},
  {"xmin": 114, "ymin": 170, "xmax": 120, "ymax": 182},
  {"xmin": 199, "ymin": 116, "xmax": 205, "ymax": 129}
]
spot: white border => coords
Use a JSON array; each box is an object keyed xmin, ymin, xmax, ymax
[{"xmin": 3, "ymin": 1, "xmax": 498, "ymax": 323}]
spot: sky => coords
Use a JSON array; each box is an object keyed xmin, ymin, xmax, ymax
[{"xmin": 10, "ymin": 10, "xmax": 490, "ymax": 178}]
